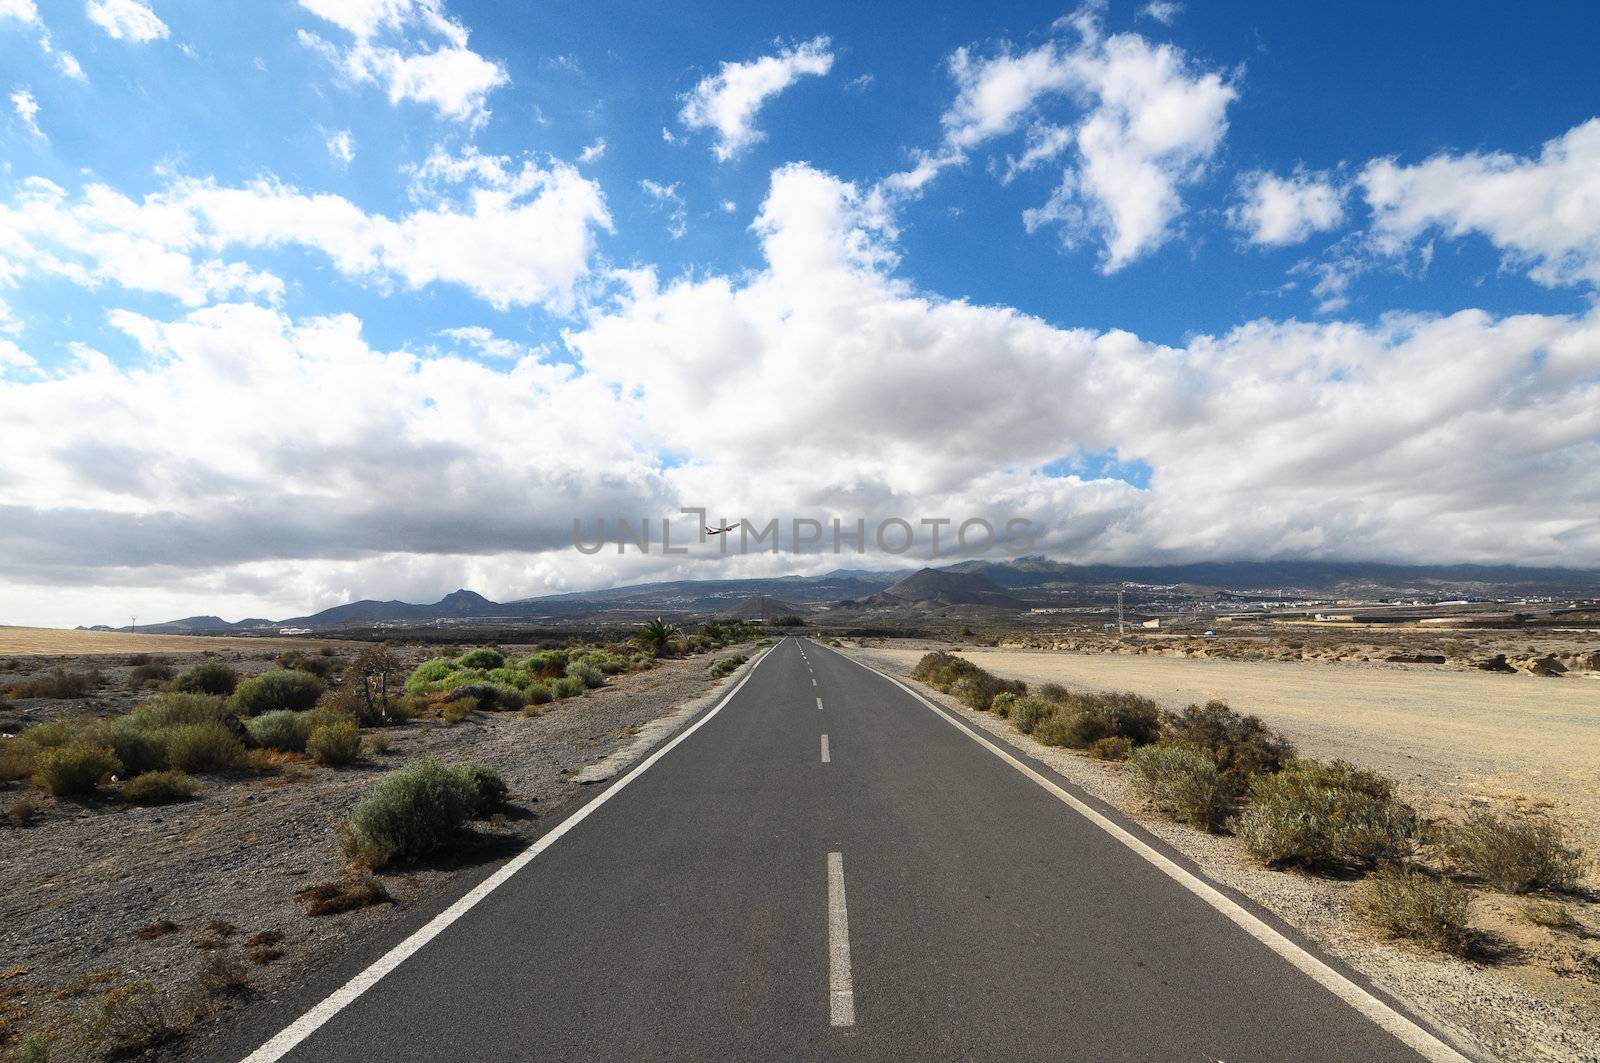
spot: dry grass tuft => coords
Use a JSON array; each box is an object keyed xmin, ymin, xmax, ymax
[
  {"xmin": 295, "ymin": 876, "xmax": 392, "ymax": 917},
  {"xmin": 1351, "ymin": 867, "xmax": 1474, "ymax": 956}
]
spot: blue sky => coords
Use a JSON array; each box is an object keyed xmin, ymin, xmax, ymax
[{"xmin": 2, "ymin": 0, "xmax": 1598, "ymax": 625}]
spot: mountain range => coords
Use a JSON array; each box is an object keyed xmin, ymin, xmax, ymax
[{"xmin": 82, "ymin": 559, "xmax": 1600, "ymax": 634}]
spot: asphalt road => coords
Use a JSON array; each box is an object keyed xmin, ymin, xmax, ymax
[{"xmin": 225, "ymin": 637, "xmax": 1465, "ymax": 1062}]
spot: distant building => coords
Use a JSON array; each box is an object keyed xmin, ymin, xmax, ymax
[{"xmin": 1141, "ymin": 618, "xmax": 1161, "ymax": 629}]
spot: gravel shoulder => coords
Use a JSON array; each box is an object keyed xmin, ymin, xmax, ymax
[
  {"xmin": 0, "ymin": 644, "xmax": 761, "ymax": 1061},
  {"xmin": 842, "ymin": 642, "xmax": 1600, "ymax": 1063}
]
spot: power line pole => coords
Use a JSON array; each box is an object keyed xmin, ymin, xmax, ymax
[{"xmin": 1116, "ymin": 589, "xmax": 1125, "ymax": 636}]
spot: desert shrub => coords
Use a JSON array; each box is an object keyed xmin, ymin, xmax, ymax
[
  {"xmin": 20, "ymin": 717, "xmax": 93, "ymax": 748},
  {"xmin": 1351, "ymin": 867, "xmax": 1473, "ymax": 955},
  {"xmin": 1443, "ymin": 809, "xmax": 1586, "ymax": 893},
  {"xmin": 708, "ymin": 654, "xmax": 747, "ymax": 679},
  {"xmin": 910, "ymin": 651, "xmax": 1026, "ymax": 710},
  {"xmin": 127, "ymin": 662, "xmax": 174, "ymax": 689},
  {"xmin": 487, "ymin": 666, "xmax": 534, "ymax": 691},
  {"xmin": 161, "ymin": 722, "xmax": 248, "ymax": 773},
  {"xmin": 1162, "ymin": 701, "xmax": 1294, "ymax": 788},
  {"xmin": 307, "ymin": 720, "xmax": 361, "ymax": 765},
  {"xmin": 247, "ymin": 710, "xmax": 313, "ymax": 752},
  {"xmin": 81, "ymin": 719, "xmax": 169, "ymax": 775},
  {"xmin": 524, "ymin": 682, "xmax": 554, "ymax": 706},
  {"xmin": 1519, "ymin": 898, "xmax": 1577, "ymax": 929},
  {"xmin": 440, "ymin": 697, "xmax": 477, "ymax": 723},
  {"xmin": 390, "ymin": 692, "xmax": 429, "ymax": 720},
  {"xmin": 1235, "ymin": 760, "xmax": 1420, "ymax": 871},
  {"xmin": 340, "ymin": 760, "xmax": 482, "ymax": 867},
  {"xmin": 8, "ymin": 667, "xmax": 99, "ymax": 699},
  {"xmin": 1034, "ymin": 691, "xmax": 1161, "ymax": 749},
  {"xmin": 122, "ymin": 770, "xmax": 199, "ymax": 805},
  {"xmin": 1037, "ymin": 682, "xmax": 1072, "ymax": 703},
  {"xmin": 233, "ymin": 669, "xmax": 324, "ymax": 715},
  {"xmin": 296, "ymin": 875, "xmax": 392, "ymax": 916},
  {"xmin": 1130, "ymin": 744, "xmax": 1226, "ymax": 829},
  {"xmin": 552, "ymin": 675, "xmax": 586, "ymax": 699},
  {"xmin": 439, "ymin": 667, "xmax": 492, "ymax": 691},
  {"xmin": 129, "ymin": 692, "xmax": 244, "ymax": 738},
  {"xmin": 450, "ymin": 682, "xmax": 525, "ymax": 712},
  {"xmin": 565, "ymin": 661, "xmax": 607, "ymax": 689},
  {"xmin": 405, "ymin": 658, "xmax": 457, "ymax": 693},
  {"xmin": 276, "ymin": 650, "xmax": 337, "ymax": 678},
  {"xmin": 1008, "ymin": 696, "xmax": 1055, "ymax": 735},
  {"xmin": 458, "ymin": 765, "xmax": 508, "ymax": 816},
  {"xmin": 198, "ymin": 951, "xmax": 251, "ymax": 997},
  {"xmin": 524, "ymin": 649, "xmax": 571, "ymax": 679},
  {"xmin": 1090, "ymin": 736, "xmax": 1133, "ymax": 761},
  {"xmin": 33, "ymin": 744, "xmax": 121, "ymax": 796},
  {"xmin": 7, "ymin": 791, "xmax": 43, "ymax": 824},
  {"xmin": 458, "ymin": 647, "xmax": 506, "ymax": 670},
  {"xmin": 0, "ymin": 736, "xmax": 40, "ymax": 782},
  {"xmin": 170, "ymin": 661, "xmax": 238, "ymax": 696},
  {"xmin": 86, "ymin": 982, "xmax": 183, "ymax": 1058},
  {"xmin": 576, "ymin": 650, "xmax": 628, "ymax": 675},
  {"xmin": 990, "ymin": 691, "xmax": 1019, "ymax": 718}
]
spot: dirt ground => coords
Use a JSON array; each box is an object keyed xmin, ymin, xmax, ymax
[
  {"xmin": 0, "ymin": 626, "xmax": 355, "ymax": 656},
  {"xmin": 0, "ymin": 641, "xmax": 759, "ymax": 1061},
  {"xmin": 843, "ymin": 641, "xmax": 1600, "ymax": 1063},
  {"xmin": 858, "ymin": 642, "xmax": 1600, "ymax": 839}
]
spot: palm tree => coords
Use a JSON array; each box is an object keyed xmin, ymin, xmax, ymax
[{"xmin": 639, "ymin": 616, "xmax": 678, "ymax": 657}]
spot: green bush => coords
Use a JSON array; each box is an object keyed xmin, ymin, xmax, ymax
[
  {"xmin": 122, "ymin": 770, "xmax": 199, "ymax": 805},
  {"xmin": 439, "ymin": 667, "xmax": 492, "ymax": 691},
  {"xmin": 524, "ymin": 649, "xmax": 571, "ymax": 679},
  {"xmin": 160, "ymin": 722, "xmax": 248, "ymax": 773},
  {"xmin": 127, "ymin": 662, "xmax": 174, "ymax": 689},
  {"xmin": 33, "ymin": 744, "xmax": 121, "ymax": 795},
  {"xmin": 1443, "ymin": 810, "xmax": 1586, "ymax": 894},
  {"xmin": 450, "ymin": 682, "xmax": 525, "ymax": 712},
  {"xmin": 307, "ymin": 720, "xmax": 361, "ymax": 765},
  {"xmin": 1008, "ymin": 696, "xmax": 1055, "ymax": 735},
  {"xmin": 458, "ymin": 765, "xmax": 508, "ymax": 816},
  {"xmin": 1130, "ymin": 744, "xmax": 1226, "ymax": 829},
  {"xmin": 458, "ymin": 647, "xmax": 506, "ymax": 670},
  {"xmin": 21, "ymin": 716, "xmax": 95, "ymax": 748},
  {"xmin": 277, "ymin": 650, "xmax": 337, "ymax": 678},
  {"xmin": 1033, "ymin": 691, "xmax": 1161, "ymax": 749},
  {"xmin": 989, "ymin": 691, "xmax": 1019, "ymax": 718},
  {"xmin": 233, "ymin": 669, "xmax": 325, "ymax": 715},
  {"xmin": 247, "ymin": 710, "xmax": 313, "ymax": 752},
  {"xmin": 524, "ymin": 682, "xmax": 554, "ymax": 706},
  {"xmin": 405, "ymin": 658, "xmax": 457, "ymax": 693},
  {"xmin": 1162, "ymin": 701, "xmax": 1294, "ymax": 789},
  {"xmin": 340, "ymin": 761, "xmax": 486, "ymax": 867},
  {"xmin": 1235, "ymin": 760, "xmax": 1420, "ymax": 871},
  {"xmin": 170, "ymin": 661, "xmax": 238, "ymax": 696},
  {"xmin": 8, "ymin": 667, "xmax": 99, "ymax": 698},
  {"xmin": 911, "ymin": 652, "xmax": 1026, "ymax": 710},
  {"xmin": 129, "ymin": 692, "xmax": 241, "ymax": 734},
  {"xmin": 487, "ymin": 666, "xmax": 534, "ymax": 691},
  {"xmin": 0, "ymin": 736, "xmax": 39, "ymax": 782},
  {"xmin": 81, "ymin": 719, "xmax": 169, "ymax": 775},
  {"xmin": 1351, "ymin": 868, "xmax": 1473, "ymax": 956},
  {"xmin": 565, "ymin": 661, "xmax": 607, "ymax": 689},
  {"xmin": 1089, "ymin": 736, "xmax": 1133, "ymax": 761},
  {"xmin": 708, "ymin": 654, "xmax": 748, "ymax": 679},
  {"xmin": 552, "ymin": 675, "xmax": 586, "ymax": 699}
]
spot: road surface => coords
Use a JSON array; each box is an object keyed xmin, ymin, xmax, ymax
[{"xmin": 218, "ymin": 637, "xmax": 1468, "ymax": 1062}]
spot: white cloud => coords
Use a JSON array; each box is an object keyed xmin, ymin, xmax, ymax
[
  {"xmin": 10, "ymin": 87, "xmax": 42, "ymax": 138},
  {"xmin": 0, "ymin": 150, "xmax": 612, "ymax": 312},
  {"xmin": 437, "ymin": 325, "xmax": 535, "ymax": 360},
  {"xmin": 577, "ymin": 138, "xmax": 606, "ymax": 164},
  {"xmin": 298, "ymin": 0, "xmax": 507, "ymax": 125},
  {"xmin": 1361, "ymin": 118, "xmax": 1600, "ymax": 289},
  {"xmin": 678, "ymin": 36, "xmax": 834, "ymax": 161},
  {"xmin": 1231, "ymin": 168, "xmax": 1346, "ymax": 246},
  {"xmin": 0, "ymin": 0, "xmax": 38, "ymax": 23},
  {"xmin": 1140, "ymin": 2, "xmax": 1182, "ymax": 25},
  {"xmin": 85, "ymin": 0, "xmax": 169, "ymax": 42},
  {"xmin": 56, "ymin": 51, "xmax": 86, "ymax": 80},
  {"xmin": 890, "ymin": 10, "xmax": 1236, "ymax": 271},
  {"xmin": 324, "ymin": 128, "xmax": 356, "ymax": 168},
  {"xmin": 640, "ymin": 178, "xmax": 687, "ymax": 239},
  {"xmin": 4, "ymin": 162, "xmax": 1600, "ymax": 625}
]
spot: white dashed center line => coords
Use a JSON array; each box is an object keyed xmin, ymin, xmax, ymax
[
  {"xmin": 820, "ymin": 734, "xmax": 830, "ymax": 762},
  {"xmin": 827, "ymin": 852, "xmax": 855, "ymax": 1027}
]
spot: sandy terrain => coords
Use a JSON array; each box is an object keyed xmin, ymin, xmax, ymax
[
  {"xmin": 856, "ymin": 643, "xmax": 1600, "ymax": 838},
  {"xmin": 0, "ymin": 626, "xmax": 353, "ymax": 656}
]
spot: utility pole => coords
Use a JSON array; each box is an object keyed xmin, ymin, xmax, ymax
[
  {"xmin": 1116, "ymin": 589, "xmax": 1125, "ymax": 636},
  {"xmin": 130, "ymin": 616, "xmax": 137, "ymax": 635}
]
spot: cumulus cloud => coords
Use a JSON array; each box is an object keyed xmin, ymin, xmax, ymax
[
  {"xmin": 1230, "ymin": 168, "xmax": 1346, "ymax": 246},
  {"xmin": 0, "ymin": 148, "xmax": 612, "ymax": 312},
  {"xmin": 297, "ymin": 0, "xmax": 507, "ymax": 125},
  {"xmin": 85, "ymin": 0, "xmax": 169, "ymax": 42},
  {"xmin": 1361, "ymin": 118, "xmax": 1600, "ymax": 289},
  {"xmin": 678, "ymin": 36, "xmax": 834, "ymax": 161},
  {"xmin": 10, "ymin": 87, "xmax": 42, "ymax": 138},
  {"xmin": 323, "ymin": 128, "xmax": 355, "ymax": 168},
  {"xmin": 889, "ymin": 8, "xmax": 1236, "ymax": 271},
  {"xmin": 5, "ymin": 163, "xmax": 1599, "ymax": 626},
  {"xmin": 578, "ymin": 138, "xmax": 606, "ymax": 164},
  {"xmin": 1140, "ymin": 2, "xmax": 1182, "ymax": 24},
  {"xmin": 0, "ymin": 0, "xmax": 39, "ymax": 22}
]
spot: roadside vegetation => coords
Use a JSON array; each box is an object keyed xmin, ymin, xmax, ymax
[{"xmin": 909, "ymin": 650, "xmax": 1594, "ymax": 960}]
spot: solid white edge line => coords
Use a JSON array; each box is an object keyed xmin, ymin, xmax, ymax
[
  {"xmin": 820, "ymin": 734, "xmax": 830, "ymax": 763},
  {"xmin": 827, "ymin": 648, "xmax": 1477, "ymax": 1063},
  {"xmin": 827, "ymin": 851, "xmax": 855, "ymax": 1027},
  {"xmin": 240, "ymin": 643, "xmax": 779, "ymax": 1063}
]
